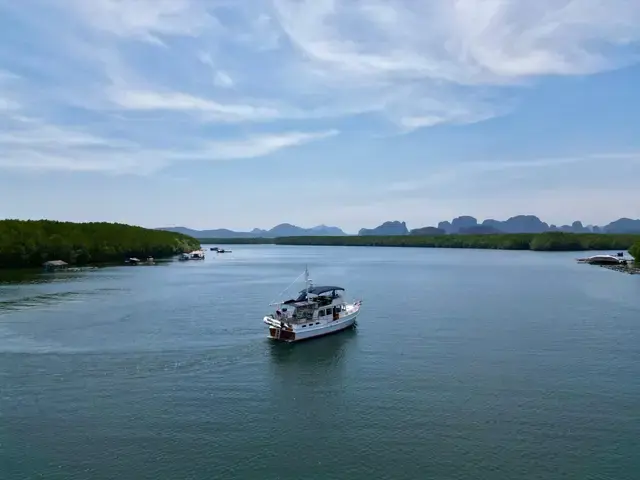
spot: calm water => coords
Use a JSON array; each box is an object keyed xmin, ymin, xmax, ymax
[{"xmin": 1, "ymin": 246, "xmax": 639, "ymax": 480}]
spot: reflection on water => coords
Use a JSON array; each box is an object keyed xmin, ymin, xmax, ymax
[
  {"xmin": 1, "ymin": 268, "xmax": 67, "ymax": 285},
  {"xmin": 0, "ymin": 288, "xmax": 129, "ymax": 316},
  {"xmin": 267, "ymin": 326, "xmax": 358, "ymax": 365},
  {"xmin": 0, "ymin": 261, "xmax": 176, "ymax": 287},
  {"xmin": 2, "ymin": 246, "xmax": 640, "ymax": 480},
  {"xmin": 0, "ymin": 268, "xmax": 94, "ymax": 285},
  {"xmin": 0, "ymin": 290, "xmax": 85, "ymax": 312}
]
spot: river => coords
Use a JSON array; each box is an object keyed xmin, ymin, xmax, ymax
[{"xmin": 1, "ymin": 245, "xmax": 639, "ymax": 479}]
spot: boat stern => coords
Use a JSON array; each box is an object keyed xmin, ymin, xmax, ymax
[{"xmin": 264, "ymin": 316, "xmax": 296, "ymax": 342}]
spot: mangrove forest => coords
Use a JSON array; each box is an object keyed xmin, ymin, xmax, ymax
[
  {"xmin": 630, "ymin": 241, "xmax": 640, "ymax": 263},
  {"xmin": 201, "ymin": 232, "xmax": 640, "ymax": 253},
  {"xmin": 0, "ymin": 220, "xmax": 200, "ymax": 269}
]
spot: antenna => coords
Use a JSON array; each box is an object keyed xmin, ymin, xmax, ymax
[{"xmin": 305, "ymin": 264, "xmax": 312, "ymax": 297}]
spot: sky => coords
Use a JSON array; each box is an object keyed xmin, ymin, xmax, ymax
[{"xmin": 1, "ymin": 0, "xmax": 639, "ymax": 233}]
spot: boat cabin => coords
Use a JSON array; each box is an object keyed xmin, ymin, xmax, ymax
[{"xmin": 275, "ymin": 286, "xmax": 346, "ymax": 324}]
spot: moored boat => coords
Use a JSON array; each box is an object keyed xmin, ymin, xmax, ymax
[
  {"xmin": 576, "ymin": 254, "xmax": 623, "ymax": 265},
  {"xmin": 179, "ymin": 250, "xmax": 206, "ymax": 261},
  {"xmin": 263, "ymin": 266, "xmax": 362, "ymax": 342}
]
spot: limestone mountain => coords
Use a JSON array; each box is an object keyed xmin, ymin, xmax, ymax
[
  {"xmin": 158, "ymin": 224, "xmax": 347, "ymax": 238},
  {"xmin": 358, "ymin": 221, "xmax": 409, "ymax": 236}
]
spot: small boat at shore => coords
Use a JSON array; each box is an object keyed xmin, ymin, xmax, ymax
[
  {"xmin": 576, "ymin": 254, "xmax": 625, "ymax": 265},
  {"xmin": 263, "ymin": 266, "xmax": 362, "ymax": 342},
  {"xmin": 179, "ymin": 250, "xmax": 206, "ymax": 261}
]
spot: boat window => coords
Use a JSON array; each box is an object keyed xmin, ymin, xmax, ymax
[{"xmin": 315, "ymin": 322, "xmax": 320, "ymax": 325}]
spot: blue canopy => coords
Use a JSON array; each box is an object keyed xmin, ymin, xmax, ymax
[
  {"xmin": 293, "ymin": 285, "xmax": 344, "ymax": 302},
  {"xmin": 304, "ymin": 286, "xmax": 344, "ymax": 295}
]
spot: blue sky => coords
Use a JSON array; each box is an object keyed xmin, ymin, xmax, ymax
[{"xmin": 1, "ymin": 0, "xmax": 639, "ymax": 233}]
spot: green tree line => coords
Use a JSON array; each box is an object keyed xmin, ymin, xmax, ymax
[
  {"xmin": 200, "ymin": 232, "xmax": 640, "ymax": 253},
  {"xmin": 0, "ymin": 220, "xmax": 200, "ymax": 269},
  {"xmin": 630, "ymin": 241, "xmax": 640, "ymax": 263}
]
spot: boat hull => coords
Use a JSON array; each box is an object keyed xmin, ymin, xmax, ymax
[{"xmin": 265, "ymin": 310, "xmax": 359, "ymax": 343}]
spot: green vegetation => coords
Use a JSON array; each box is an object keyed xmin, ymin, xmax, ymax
[
  {"xmin": 630, "ymin": 241, "xmax": 640, "ymax": 263},
  {"xmin": 201, "ymin": 232, "xmax": 640, "ymax": 252},
  {"xmin": 0, "ymin": 220, "xmax": 200, "ymax": 269}
]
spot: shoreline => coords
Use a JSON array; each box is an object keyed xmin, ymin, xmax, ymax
[
  {"xmin": 596, "ymin": 263, "xmax": 640, "ymax": 275},
  {"xmin": 198, "ymin": 232, "xmax": 640, "ymax": 253},
  {"xmin": 0, "ymin": 220, "xmax": 200, "ymax": 270}
]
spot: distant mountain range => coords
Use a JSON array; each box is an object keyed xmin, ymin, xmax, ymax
[
  {"xmin": 158, "ymin": 216, "xmax": 640, "ymax": 238},
  {"xmin": 430, "ymin": 215, "xmax": 640, "ymax": 235},
  {"xmin": 159, "ymin": 223, "xmax": 348, "ymax": 238}
]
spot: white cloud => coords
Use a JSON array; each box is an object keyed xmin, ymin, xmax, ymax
[
  {"xmin": 213, "ymin": 70, "xmax": 234, "ymax": 88},
  {"xmin": 108, "ymin": 87, "xmax": 281, "ymax": 122},
  {"xmin": 0, "ymin": 116, "xmax": 131, "ymax": 147},
  {"xmin": 197, "ymin": 52, "xmax": 235, "ymax": 88},
  {"xmin": 1, "ymin": 0, "xmax": 639, "ymax": 177},
  {"xmin": 67, "ymin": 0, "xmax": 217, "ymax": 44},
  {"xmin": 267, "ymin": 0, "xmax": 640, "ymax": 127},
  {"xmin": 273, "ymin": 0, "xmax": 640, "ymax": 83},
  {"xmin": 0, "ymin": 109, "xmax": 338, "ymax": 173},
  {"xmin": 41, "ymin": 0, "xmax": 636, "ymax": 132},
  {"xmin": 14, "ymin": 0, "xmax": 638, "ymax": 132},
  {"xmin": 190, "ymin": 130, "xmax": 339, "ymax": 160}
]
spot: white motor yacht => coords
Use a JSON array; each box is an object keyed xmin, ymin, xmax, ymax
[{"xmin": 263, "ymin": 266, "xmax": 362, "ymax": 342}]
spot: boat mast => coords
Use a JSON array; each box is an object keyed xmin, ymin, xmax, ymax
[{"xmin": 305, "ymin": 264, "xmax": 311, "ymax": 298}]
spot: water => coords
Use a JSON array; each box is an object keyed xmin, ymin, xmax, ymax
[{"xmin": 1, "ymin": 246, "xmax": 639, "ymax": 480}]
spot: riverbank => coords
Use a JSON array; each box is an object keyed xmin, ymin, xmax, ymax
[
  {"xmin": 0, "ymin": 220, "xmax": 200, "ymax": 269},
  {"xmin": 596, "ymin": 263, "xmax": 640, "ymax": 275},
  {"xmin": 201, "ymin": 232, "xmax": 640, "ymax": 253}
]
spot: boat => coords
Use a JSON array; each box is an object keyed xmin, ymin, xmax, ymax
[
  {"xmin": 179, "ymin": 250, "xmax": 206, "ymax": 261},
  {"xmin": 125, "ymin": 256, "xmax": 155, "ymax": 265},
  {"xmin": 191, "ymin": 250, "xmax": 205, "ymax": 260},
  {"xmin": 576, "ymin": 254, "xmax": 623, "ymax": 265},
  {"xmin": 263, "ymin": 266, "xmax": 362, "ymax": 342}
]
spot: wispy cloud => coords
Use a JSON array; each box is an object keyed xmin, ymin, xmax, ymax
[
  {"xmin": 213, "ymin": 70, "xmax": 234, "ymax": 88},
  {"xmin": 273, "ymin": 0, "xmax": 640, "ymax": 82},
  {"xmin": 269, "ymin": 0, "xmax": 640, "ymax": 126},
  {"xmin": 1, "ymin": 0, "xmax": 639, "ymax": 174},
  {"xmin": 385, "ymin": 151, "xmax": 640, "ymax": 193},
  {"xmin": 0, "ymin": 107, "xmax": 338, "ymax": 173},
  {"xmin": 192, "ymin": 130, "xmax": 339, "ymax": 160},
  {"xmin": 66, "ymin": 0, "xmax": 217, "ymax": 44},
  {"xmin": 107, "ymin": 87, "xmax": 282, "ymax": 122}
]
